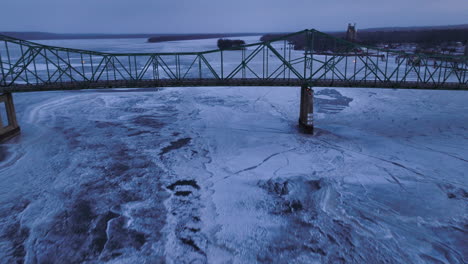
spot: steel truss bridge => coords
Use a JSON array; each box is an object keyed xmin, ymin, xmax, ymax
[{"xmin": 1, "ymin": 29, "xmax": 467, "ymax": 92}]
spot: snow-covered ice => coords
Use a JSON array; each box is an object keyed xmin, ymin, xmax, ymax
[{"xmin": 0, "ymin": 37, "xmax": 467, "ymax": 264}]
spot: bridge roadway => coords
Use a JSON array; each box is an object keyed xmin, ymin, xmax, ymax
[{"xmin": 1, "ymin": 78, "xmax": 467, "ymax": 93}]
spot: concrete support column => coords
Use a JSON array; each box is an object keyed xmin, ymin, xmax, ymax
[
  {"xmin": 299, "ymin": 85, "xmax": 314, "ymax": 133},
  {"xmin": 0, "ymin": 93, "xmax": 20, "ymax": 142}
]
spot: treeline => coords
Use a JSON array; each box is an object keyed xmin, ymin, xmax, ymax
[
  {"xmin": 355, "ymin": 29, "xmax": 468, "ymax": 45},
  {"xmin": 0, "ymin": 32, "xmax": 157, "ymax": 41},
  {"xmin": 148, "ymin": 34, "xmax": 230, "ymax": 43},
  {"xmin": 260, "ymin": 33, "xmax": 354, "ymax": 52},
  {"xmin": 217, "ymin": 39, "xmax": 245, "ymax": 50},
  {"xmin": 260, "ymin": 28, "xmax": 468, "ymax": 51},
  {"xmin": 147, "ymin": 33, "xmax": 258, "ymax": 43}
]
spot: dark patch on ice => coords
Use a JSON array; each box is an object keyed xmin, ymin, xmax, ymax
[
  {"xmin": 167, "ymin": 179, "xmax": 200, "ymax": 190},
  {"xmin": 315, "ymin": 89, "xmax": 353, "ymax": 114},
  {"xmin": 311, "ymin": 127, "xmax": 347, "ymax": 140},
  {"xmin": 80, "ymin": 179, "xmax": 118, "ymax": 194},
  {"xmin": 187, "ymin": 227, "xmax": 201, "ymax": 233},
  {"xmin": 91, "ymin": 211, "xmax": 120, "ymax": 254},
  {"xmin": 127, "ymin": 130, "xmax": 152, "ymax": 137},
  {"xmin": 31, "ymin": 199, "xmax": 98, "ymax": 263},
  {"xmin": 102, "ymin": 217, "xmax": 147, "ymax": 255},
  {"xmin": 66, "ymin": 200, "xmax": 95, "ymax": 234},
  {"xmin": 95, "ymin": 121, "xmax": 122, "ymax": 129},
  {"xmin": 165, "ymin": 174, "xmax": 206, "ymax": 261},
  {"xmin": 3, "ymin": 222, "xmax": 29, "ymax": 261},
  {"xmin": 119, "ymin": 189, "xmax": 142, "ymax": 203},
  {"xmin": 327, "ymin": 234, "xmax": 337, "ymax": 244},
  {"xmin": 438, "ymin": 184, "xmax": 467, "ymax": 200},
  {"xmin": 307, "ymin": 245, "xmax": 327, "ymax": 256},
  {"xmin": 180, "ymin": 237, "xmax": 205, "ymax": 255},
  {"xmin": 195, "ymin": 95, "xmax": 247, "ymax": 107},
  {"xmin": 107, "ymin": 163, "xmax": 131, "ymax": 177},
  {"xmin": 175, "ymin": 191, "xmax": 192, "ymax": 196},
  {"xmin": 257, "ymin": 177, "xmax": 417, "ymax": 263},
  {"xmin": 132, "ymin": 115, "xmax": 166, "ymax": 129},
  {"xmin": 258, "ymin": 177, "xmax": 324, "ymax": 216},
  {"xmin": 9, "ymin": 199, "xmax": 30, "ymax": 214},
  {"xmin": 0, "ymin": 145, "xmax": 9, "ymax": 162},
  {"xmin": 123, "ymin": 107, "xmax": 149, "ymax": 113},
  {"xmin": 159, "ymin": 137, "xmax": 191, "ymax": 156},
  {"xmin": 258, "ymin": 178, "xmax": 289, "ymax": 196},
  {"xmin": 6, "ymin": 92, "xmax": 172, "ymax": 263},
  {"xmin": 290, "ymin": 200, "xmax": 303, "ymax": 211},
  {"xmin": 274, "ymin": 200, "xmax": 303, "ymax": 215},
  {"xmin": 419, "ymin": 254, "xmax": 446, "ymax": 264},
  {"xmin": 61, "ymin": 127, "xmax": 82, "ymax": 148},
  {"xmin": 308, "ymin": 179, "xmax": 322, "ymax": 191},
  {"xmin": 259, "ymin": 178, "xmax": 322, "ymax": 198}
]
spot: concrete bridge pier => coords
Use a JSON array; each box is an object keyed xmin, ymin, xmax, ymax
[
  {"xmin": 0, "ymin": 93, "xmax": 20, "ymax": 142},
  {"xmin": 299, "ymin": 85, "xmax": 314, "ymax": 134}
]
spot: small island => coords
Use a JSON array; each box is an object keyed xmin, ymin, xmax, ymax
[
  {"xmin": 217, "ymin": 39, "xmax": 246, "ymax": 50},
  {"xmin": 148, "ymin": 34, "xmax": 229, "ymax": 43}
]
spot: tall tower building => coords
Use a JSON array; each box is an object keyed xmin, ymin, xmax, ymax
[{"xmin": 346, "ymin": 23, "xmax": 357, "ymax": 42}]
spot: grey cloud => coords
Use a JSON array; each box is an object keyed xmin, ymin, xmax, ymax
[{"xmin": 1, "ymin": 0, "xmax": 467, "ymax": 33}]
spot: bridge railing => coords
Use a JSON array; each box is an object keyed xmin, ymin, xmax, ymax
[{"xmin": 1, "ymin": 29, "xmax": 467, "ymax": 91}]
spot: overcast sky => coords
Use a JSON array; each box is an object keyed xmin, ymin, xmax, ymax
[{"xmin": 1, "ymin": 0, "xmax": 467, "ymax": 33}]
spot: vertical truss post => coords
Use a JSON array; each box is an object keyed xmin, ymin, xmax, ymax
[
  {"xmin": 112, "ymin": 57, "xmax": 117, "ymax": 81},
  {"xmin": 66, "ymin": 51, "xmax": 72, "ymax": 82},
  {"xmin": 221, "ymin": 51, "xmax": 224, "ymax": 80},
  {"xmin": 344, "ymin": 45, "xmax": 349, "ymax": 81},
  {"xmin": 310, "ymin": 30, "xmax": 315, "ymax": 79},
  {"xmin": 462, "ymin": 60, "xmax": 467, "ymax": 84},
  {"xmin": 283, "ymin": 40, "xmax": 286, "ymax": 80},
  {"xmin": 134, "ymin": 56, "xmax": 138, "ymax": 79},
  {"xmin": 44, "ymin": 49, "xmax": 51, "ymax": 83},
  {"xmin": 198, "ymin": 55, "xmax": 202, "ymax": 79},
  {"xmin": 262, "ymin": 46, "xmax": 265, "ymax": 79},
  {"xmin": 242, "ymin": 49, "xmax": 246, "ymax": 79},
  {"xmin": 266, "ymin": 44, "xmax": 269, "ymax": 79},
  {"xmin": 32, "ymin": 48, "xmax": 39, "ymax": 85},
  {"xmin": 0, "ymin": 43, "xmax": 5, "ymax": 86},
  {"xmin": 128, "ymin": 56, "xmax": 133, "ymax": 80},
  {"xmin": 19, "ymin": 43, "xmax": 29, "ymax": 84},
  {"xmin": 80, "ymin": 53, "xmax": 85, "ymax": 81},
  {"xmin": 56, "ymin": 52, "xmax": 62, "ymax": 83},
  {"xmin": 4, "ymin": 42, "xmax": 12, "ymax": 84},
  {"xmin": 304, "ymin": 30, "xmax": 309, "ymax": 79},
  {"xmin": 384, "ymin": 50, "xmax": 389, "ymax": 81},
  {"xmin": 288, "ymin": 42, "xmax": 292, "ymax": 81},
  {"xmin": 89, "ymin": 54, "xmax": 94, "ymax": 81}
]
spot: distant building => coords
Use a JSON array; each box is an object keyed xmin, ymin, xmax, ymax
[
  {"xmin": 465, "ymin": 41, "xmax": 468, "ymax": 56},
  {"xmin": 346, "ymin": 23, "xmax": 357, "ymax": 42}
]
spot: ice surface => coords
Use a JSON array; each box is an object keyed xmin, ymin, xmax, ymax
[{"xmin": 0, "ymin": 37, "xmax": 467, "ymax": 264}]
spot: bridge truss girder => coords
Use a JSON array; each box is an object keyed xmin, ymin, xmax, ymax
[{"xmin": 1, "ymin": 29, "xmax": 467, "ymax": 92}]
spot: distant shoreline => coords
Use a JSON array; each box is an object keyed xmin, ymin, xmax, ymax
[
  {"xmin": 0, "ymin": 32, "xmax": 263, "ymax": 41},
  {"xmin": 1, "ymin": 24, "xmax": 466, "ymax": 42}
]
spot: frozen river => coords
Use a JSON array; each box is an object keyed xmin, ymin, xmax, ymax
[{"xmin": 0, "ymin": 37, "xmax": 467, "ymax": 264}]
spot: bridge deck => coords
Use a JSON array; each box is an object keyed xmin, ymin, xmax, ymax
[{"xmin": 2, "ymin": 79, "xmax": 466, "ymax": 93}]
